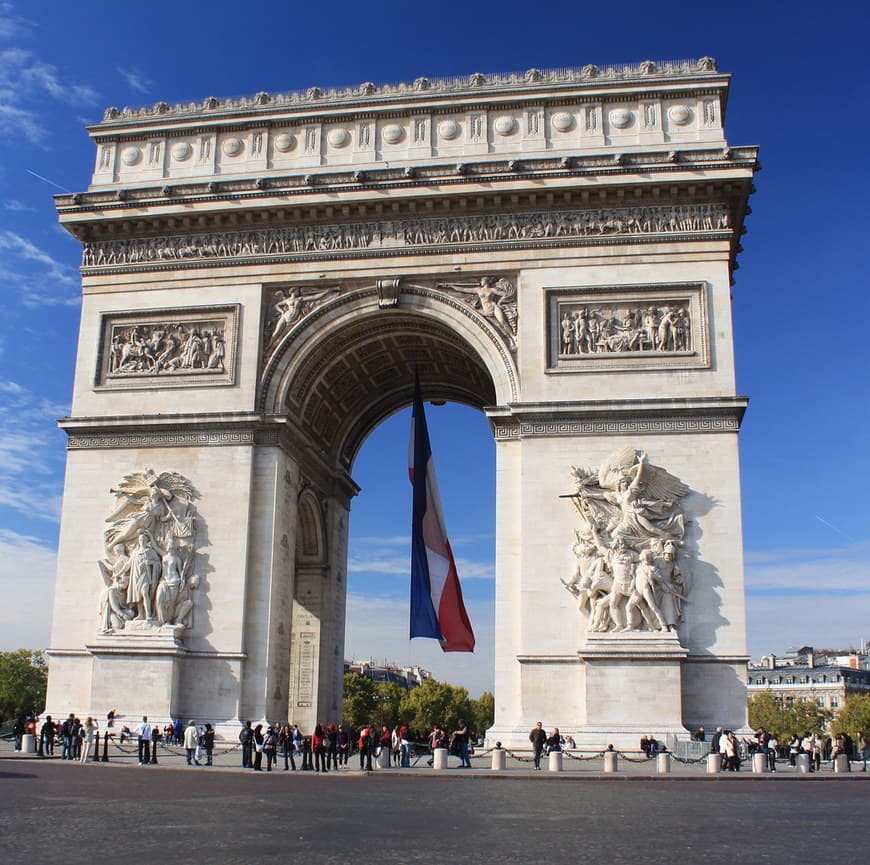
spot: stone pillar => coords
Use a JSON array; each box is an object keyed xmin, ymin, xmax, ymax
[
  {"xmin": 796, "ymin": 753, "xmax": 810, "ymax": 774},
  {"xmin": 707, "ymin": 753, "xmax": 720, "ymax": 774},
  {"xmin": 604, "ymin": 751, "xmax": 618, "ymax": 773},
  {"xmin": 835, "ymin": 754, "xmax": 851, "ymax": 773},
  {"xmin": 21, "ymin": 734, "xmax": 36, "ymax": 754},
  {"xmin": 752, "ymin": 752, "xmax": 769, "ymax": 774},
  {"xmin": 657, "ymin": 752, "xmax": 671, "ymax": 774},
  {"xmin": 490, "ymin": 749, "xmax": 505, "ymax": 771},
  {"xmin": 548, "ymin": 751, "xmax": 563, "ymax": 772},
  {"xmin": 433, "ymin": 748, "xmax": 449, "ymax": 770}
]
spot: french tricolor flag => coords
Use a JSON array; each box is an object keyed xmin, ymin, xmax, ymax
[{"xmin": 408, "ymin": 377, "xmax": 475, "ymax": 652}]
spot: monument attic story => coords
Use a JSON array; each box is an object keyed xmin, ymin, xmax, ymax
[{"xmin": 55, "ymin": 57, "xmax": 756, "ymax": 285}]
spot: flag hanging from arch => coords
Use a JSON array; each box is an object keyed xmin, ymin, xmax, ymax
[{"xmin": 408, "ymin": 378, "xmax": 475, "ymax": 652}]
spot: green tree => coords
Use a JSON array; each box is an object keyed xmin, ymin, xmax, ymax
[
  {"xmin": 831, "ymin": 694, "xmax": 870, "ymax": 739},
  {"xmin": 789, "ymin": 697, "xmax": 830, "ymax": 737},
  {"xmin": 342, "ymin": 672, "xmax": 375, "ymax": 727},
  {"xmin": 399, "ymin": 678, "xmax": 471, "ymax": 733},
  {"xmin": 748, "ymin": 692, "xmax": 788, "ymax": 739},
  {"xmin": 0, "ymin": 650, "xmax": 47, "ymax": 721},
  {"xmin": 469, "ymin": 691, "xmax": 495, "ymax": 738},
  {"xmin": 372, "ymin": 682, "xmax": 404, "ymax": 730}
]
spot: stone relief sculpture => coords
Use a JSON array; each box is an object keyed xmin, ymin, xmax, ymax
[
  {"xmin": 266, "ymin": 286, "xmax": 341, "ymax": 347},
  {"xmin": 562, "ymin": 446, "xmax": 690, "ymax": 638},
  {"xmin": 98, "ymin": 468, "xmax": 201, "ymax": 634},
  {"xmin": 437, "ymin": 276, "xmax": 517, "ymax": 349},
  {"xmin": 81, "ymin": 203, "xmax": 730, "ymax": 269},
  {"xmin": 106, "ymin": 320, "xmax": 226, "ymax": 377},
  {"xmin": 560, "ymin": 303, "xmax": 691, "ymax": 356}
]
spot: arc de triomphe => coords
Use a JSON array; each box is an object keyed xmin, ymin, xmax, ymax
[{"xmin": 46, "ymin": 58, "xmax": 757, "ymax": 747}]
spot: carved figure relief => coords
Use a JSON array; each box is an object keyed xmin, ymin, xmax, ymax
[
  {"xmin": 266, "ymin": 286, "xmax": 341, "ymax": 349},
  {"xmin": 436, "ymin": 276, "xmax": 517, "ymax": 349},
  {"xmin": 559, "ymin": 303, "xmax": 691, "ymax": 356},
  {"xmin": 81, "ymin": 203, "xmax": 730, "ymax": 270},
  {"xmin": 98, "ymin": 468, "xmax": 201, "ymax": 634},
  {"xmin": 96, "ymin": 306, "xmax": 238, "ymax": 389},
  {"xmin": 562, "ymin": 446, "xmax": 690, "ymax": 639}
]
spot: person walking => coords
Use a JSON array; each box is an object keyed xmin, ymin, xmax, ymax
[
  {"xmin": 529, "ymin": 721, "xmax": 547, "ymax": 770},
  {"xmin": 184, "ymin": 720, "xmax": 200, "ymax": 765}
]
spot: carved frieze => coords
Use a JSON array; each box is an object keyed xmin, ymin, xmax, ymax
[
  {"xmin": 95, "ymin": 305, "xmax": 239, "ymax": 389},
  {"xmin": 98, "ymin": 468, "xmax": 202, "ymax": 635},
  {"xmin": 547, "ymin": 283, "xmax": 709, "ymax": 372},
  {"xmin": 81, "ymin": 203, "xmax": 731, "ymax": 272},
  {"xmin": 562, "ymin": 446, "xmax": 690, "ymax": 642}
]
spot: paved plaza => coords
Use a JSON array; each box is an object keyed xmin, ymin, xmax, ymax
[{"xmin": 3, "ymin": 744, "xmax": 867, "ymax": 865}]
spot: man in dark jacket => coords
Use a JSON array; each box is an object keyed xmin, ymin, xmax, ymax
[
  {"xmin": 529, "ymin": 721, "xmax": 547, "ymax": 770},
  {"xmin": 239, "ymin": 721, "xmax": 253, "ymax": 768}
]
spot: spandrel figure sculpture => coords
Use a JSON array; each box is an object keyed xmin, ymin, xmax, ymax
[{"xmin": 563, "ymin": 446, "xmax": 690, "ymax": 639}]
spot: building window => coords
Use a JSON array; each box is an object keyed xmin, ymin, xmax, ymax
[{"xmin": 831, "ymin": 697, "xmax": 840, "ymax": 709}]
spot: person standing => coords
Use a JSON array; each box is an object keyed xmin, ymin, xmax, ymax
[
  {"xmin": 239, "ymin": 721, "xmax": 253, "ymax": 769},
  {"xmin": 311, "ymin": 724, "xmax": 327, "ymax": 773},
  {"xmin": 60, "ymin": 715, "xmax": 75, "ymax": 760},
  {"xmin": 252, "ymin": 724, "xmax": 264, "ymax": 771},
  {"xmin": 399, "ymin": 723, "xmax": 411, "ymax": 768},
  {"xmin": 80, "ymin": 718, "xmax": 97, "ymax": 763},
  {"xmin": 40, "ymin": 716, "xmax": 55, "ymax": 758},
  {"xmin": 452, "ymin": 719, "xmax": 471, "ymax": 768},
  {"xmin": 279, "ymin": 722, "xmax": 296, "ymax": 771},
  {"xmin": 358, "ymin": 724, "xmax": 373, "ymax": 771},
  {"xmin": 184, "ymin": 720, "xmax": 200, "ymax": 765},
  {"xmin": 201, "ymin": 724, "xmax": 215, "ymax": 766},
  {"xmin": 337, "ymin": 725, "xmax": 349, "ymax": 767},
  {"xmin": 263, "ymin": 726, "xmax": 277, "ymax": 772},
  {"xmin": 529, "ymin": 721, "xmax": 547, "ymax": 770},
  {"xmin": 136, "ymin": 716, "xmax": 152, "ymax": 765}
]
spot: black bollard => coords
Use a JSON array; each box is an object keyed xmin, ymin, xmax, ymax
[
  {"xmin": 151, "ymin": 739, "xmax": 159, "ymax": 764},
  {"xmin": 92, "ymin": 731, "xmax": 101, "ymax": 762},
  {"xmin": 102, "ymin": 733, "xmax": 110, "ymax": 762}
]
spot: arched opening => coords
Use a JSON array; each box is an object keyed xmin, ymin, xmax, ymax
[
  {"xmin": 268, "ymin": 285, "xmax": 511, "ymax": 727},
  {"xmin": 344, "ymin": 401, "xmax": 495, "ymax": 695}
]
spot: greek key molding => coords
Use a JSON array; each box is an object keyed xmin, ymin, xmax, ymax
[
  {"xmin": 81, "ymin": 203, "xmax": 730, "ymax": 273},
  {"xmin": 66, "ymin": 429, "xmax": 259, "ymax": 450},
  {"xmin": 491, "ymin": 415, "xmax": 741, "ymax": 440}
]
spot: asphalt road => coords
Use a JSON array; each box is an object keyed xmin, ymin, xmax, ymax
[{"xmin": 2, "ymin": 760, "xmax": 866, "ymax": 865}]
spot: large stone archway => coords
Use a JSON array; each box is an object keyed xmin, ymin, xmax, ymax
[{"xmin": 46, "ymin": 59, "xmax": 758, "ymax": 746}]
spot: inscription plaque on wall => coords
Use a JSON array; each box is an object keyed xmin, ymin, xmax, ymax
[
  {"xmin": 546, "ymin": 283, "xmax": 709, "ymax": 372},
  {"xmin": 295, "ymin": 631, "xmax": 316, "ymax": 707},
  {"xmin": 94, "ymin": 304, "xmax": 239, "ymax": 389}
]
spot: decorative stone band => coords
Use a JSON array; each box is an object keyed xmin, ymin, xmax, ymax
[
  {"xmin": 488, "ymin": 398, "xmax": 747, "ymax": 440},
  {"xmin": 80, "ymin": 202, "xmax": 731, "ymax": 273},
  {"xmin": 66, "ymin": 429, "xmax": 264, "ymax": 450}
]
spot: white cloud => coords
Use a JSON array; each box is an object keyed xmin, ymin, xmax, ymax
[
  {"xmin": 0, "ymin": 2, "xmax": 33, "ymax": 40},
  {"xmin": 3, "ymin": 198, "xmax": 35, "ymax": 212},
  {"xmin": 0, "ymin": 528, "xmax": 55, "ymax": 650},
  {"xmin": 0, "ymin": 230, "xmax": 80, "ymax": 307},
  {"xmin": 344, "ymin": 593, "xmax": 495, "ymax": 696},
  {"xmin": 117, "ymin": 66, "xmax": 152, "ymax": 95},
  {"xmin": 745, "ymin": 540, "xmax": 870, "ymax": 659},
  {"xmin": 0, "ymin": 380, "xmax": 68, "ymax": 522}
]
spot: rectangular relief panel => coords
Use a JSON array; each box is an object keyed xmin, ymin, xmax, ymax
[
  {"xmin": 94, "ymin": 304, "xmax": 239, "ymax": 389},
  {"xmin": 546, "ymin": 283, "xmax": 709, "ymax": 373}
]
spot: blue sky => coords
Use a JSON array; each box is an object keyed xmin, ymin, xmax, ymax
[{"xmin": 0, "ymin": 1, "xmax": 868, "ymax": 695}]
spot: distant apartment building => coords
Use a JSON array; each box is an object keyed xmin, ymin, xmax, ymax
[
  {"xmin": 747, "ymin": 643, "xmax": 870, "ymax": 714},
  {"xmin": 345, "ymin": 660, "xmax": 431, "ymax": 692}
]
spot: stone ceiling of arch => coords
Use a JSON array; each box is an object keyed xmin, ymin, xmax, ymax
[{"xmin": 285, "ymin": 315, "xmax": 495, "ymax": 465}]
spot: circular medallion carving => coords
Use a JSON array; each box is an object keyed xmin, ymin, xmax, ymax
[
  {"xmin": 222, "ymin": 137, "xmax": 244, "ymax": 157},
  {"xmin": 273, "ymin": 132, "xmax": 295, "ymax": 153},
  {"xmin": 438, "ymin": 119, "xmax": 461, "ymax": 140},
  {"xmin": 121, "ymin": 147, "xmax": 142, "ymax": 166},
  {"xmin": 381, "ymin": 123, "xmax": 404, "ymax": 144},
  {"xmin": 609, "ymin": 108, "xmax": 633, "ymax": 129},
  {"xmin": 494, "ymin": 116, "xmax": 517, "ymax": 136},
  {"xmin": 667, "ymin": 105, "xmax": 692, "ymax": 126},
  {"xmin": 327, "ymin": 128, "xmax": 350, "ymax": 148},
  {"xmin": 171, "ymin": 142, "xmax": 192, "ymax": 161},
  {"xmin": 551, "ymin": 112, "xmax": 574, "ymax": 132}
]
